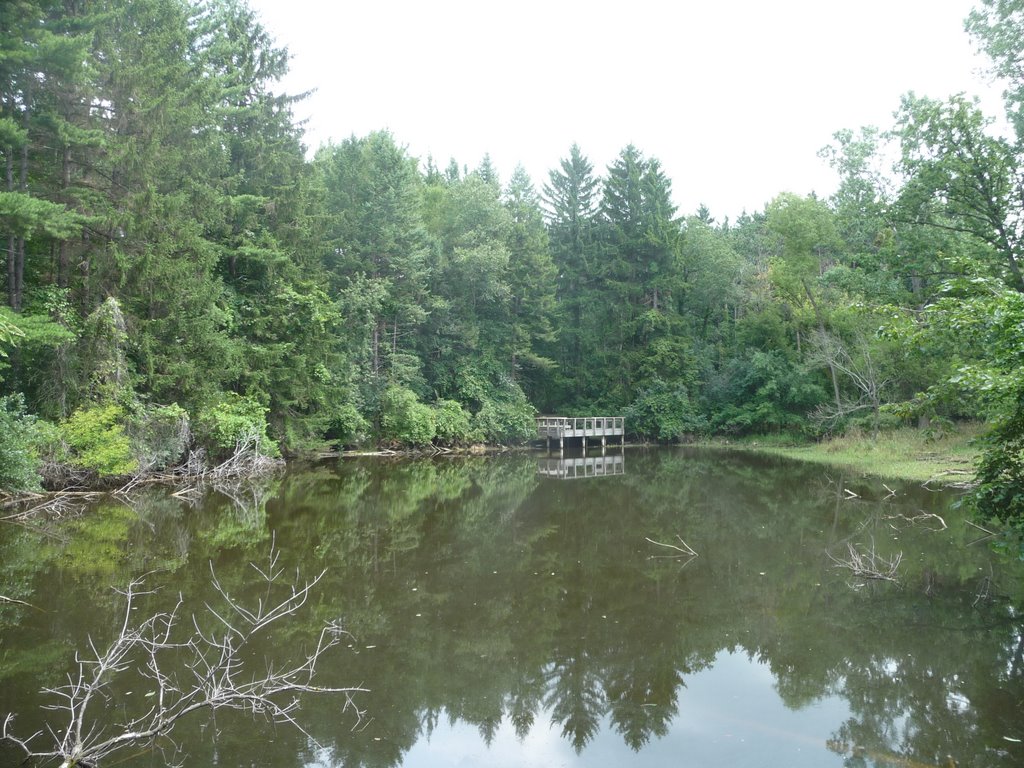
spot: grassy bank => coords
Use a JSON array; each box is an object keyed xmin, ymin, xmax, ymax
[{"xmin": 716, "ymin": 424, "xmax": 984, "ymax": 486}]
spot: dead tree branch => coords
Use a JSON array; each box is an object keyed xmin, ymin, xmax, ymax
[
  {"xmin": 645, "ymin": 535, "xmax": 699, "ymax": 558},
  {"xmin": 2, "ymin": 543, "xmax": 366, "ymax": 767},
  {"xmin": 827, "ymin": 541, "xmax": 903, "ymax": 583}
]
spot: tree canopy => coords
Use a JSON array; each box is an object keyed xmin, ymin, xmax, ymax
[{"xmin": 1, "ymin": 0, "xmax": 1023, "ymax": 526}]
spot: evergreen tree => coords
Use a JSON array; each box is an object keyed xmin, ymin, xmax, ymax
[
  {"xmin": 317, "ymin": 132, "xmax": 430, "ymax": 401},
  {"xmin": 542, "ymin": 144, "xmax": 601, "ymax": 407},
  {"xmin": 597, "ymin": 145, "xmax": 686, "ymax": 406},
  {"xmin": 502, "ymin": 166, "xmax": 556, "ymax": 398}
]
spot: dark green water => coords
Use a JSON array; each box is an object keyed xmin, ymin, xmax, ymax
[{"xmin": 2, "ymin": 448, "xmax": 1023, "ymax": 767}]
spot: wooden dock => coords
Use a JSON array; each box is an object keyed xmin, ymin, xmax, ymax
[{"xmin": 536, "ymin": 416, "xmax": 625, "ymax": 453}]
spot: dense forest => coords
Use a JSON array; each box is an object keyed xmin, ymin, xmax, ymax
[{"xmin": 1, "ymin": 0, "xmax": 1023, "ymax": 524}]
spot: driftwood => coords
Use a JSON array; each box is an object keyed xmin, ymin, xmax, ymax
[
  {"xmin": 645, "ymin": 535, "xmax": 699, "ymax": 560},
  {"xmin": 2, "ymin": 431, "xmax": 284, "ymax": 523},
  {"xmin": 883, "ymin": 510, "xmax": 948, "ymax": 531},
  {"xmin": 827, "ymin": 541, "xmax": 902, "ymax": 583},
  {"xmin": 1, "ymin": 540, "xmax": 366, "ymax": 767}
]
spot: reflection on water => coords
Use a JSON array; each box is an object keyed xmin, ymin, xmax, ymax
[
  {"xmin": 2, "ymin": 449, "xmax": 1024, "ymax": 768},
  {"xmin": 537, "ymin": 453, "xmax": 625, "ymax": 479}
]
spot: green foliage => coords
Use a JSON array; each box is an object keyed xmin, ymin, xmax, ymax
[
  {"xmin": 0, "ymin": 310, "xmax": 25, "ymax": 360},
  {"xmin": 893, "ymin": 93, "xmax": 1024, "ymax": 292},
  {"xmin": 967, "ymin": 0, "xmax": 1024, "ymax": 140},
  {"xmin": 127, "ymin": 402, "xmax": 190, "ymax": 470},
  {"xmin": 433, "ymin": 399, "xmax": 474, "ymax": 445},
  {"xmin": 329, "ymin": 402, "xmax": 370, "ymax": 448},
  {"xmin": 81, "ymin": 297, "xmax": 132, "ymax": 404},
  {"xmin": 60, "ymin": 404, "xmax": 138, "ymax": 476},
  {"xmin": 624, "ymin": 380, "xmax": 707, "ymax": 441},
  {"xmin": 907, "ymin": 277, "xmax": 1024, "ymax": 525},
  {"xmin": 0, "ymin": 190, "xmax": 81, "ymax": 239},
  {"xmin": 709, "ymin": 351, "xmax": 827, "ymax": 435},
  {"xmin": 0, "ymin": 303, "xmax": 79, "ymax": 414},
  {"xmin": 380, "ymin": 386, "xmax": 436, "ymax": 446},
  {"xmin": 196, "ymin": 393, "xmax": 277, "ymax": 459},
  {"xmin": 973, "ymin": 398, "xmax": 1024, "ymax": 528},
  {"xmin": 472, "ymin": 390, "xmax": 536, "ymax": 444},
  {"xmin": 0, "ymin": 395, "xmax": 43, "ymax": 492}
]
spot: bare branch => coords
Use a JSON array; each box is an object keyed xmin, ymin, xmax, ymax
[
  {"xmin": 645, "ymin": 535, "xmax": 699, "ymax": 558},
  {"xmin": 827, "ymin": 541, "xmax": 903, "ymax": 583},
  {"xmin": 2, "ymin": 540, "xmax": 367, "ymax": 767}
]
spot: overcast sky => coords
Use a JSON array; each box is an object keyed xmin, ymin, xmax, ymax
[{"xmin": 245, "ymin": 0, "xmax": 1004, "ymax": 221}]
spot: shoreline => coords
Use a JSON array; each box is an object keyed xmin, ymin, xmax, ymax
[
  {"xmin": 3, "ymin": 429, "xmax": 982, "ymax": 510},
  {"xmin": 702, "ymin": 424, "xmax": 982, "ymax": 487}
]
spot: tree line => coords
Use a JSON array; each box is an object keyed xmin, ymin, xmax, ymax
[{"xmin": 1, "ymin": 0, "xmax": 1022, "ymax": 525}]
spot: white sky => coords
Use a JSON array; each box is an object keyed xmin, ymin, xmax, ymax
[{"xmin": 246, "ymin": 0, "xmax": 1006, "ymax": 221}]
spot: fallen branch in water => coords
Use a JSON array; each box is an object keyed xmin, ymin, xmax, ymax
[
  {"xmin": 0, "ymin": 594, "xmax": 40, "ymax": 610},
  {"xmin": 827, "ymin": 541, "xmax": 902, "ymax": 583},
  {"xmin": 884, "ymin": 510, "xmax": 948, "ymax": 531},
  {"xmin": 645, "ymin": 535, "xmax": 698, "ymax": 558},
  {"xmin": 2, "ymin": 539, "xmax": 366, "ymax": 767}
]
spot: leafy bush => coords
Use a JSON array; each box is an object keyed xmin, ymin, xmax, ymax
[
  {"xmin": 329, "ymin": 402, "xmax": 370, "ymax": 448},
  {"xmin": 380, "ymin": 386, "xmax": 436, "ymax": 446},
  {"xmin": 60, "ymin": 404, "xmax": 138, "ymax": 476},
  {"xmin": 128, "ymin": 403, "xmax": 190, "ymax": 470},
  {"xmin": 473, "ymin": 391, "xmax": 535, "ymax": 444},
  {"xmin": 195, "ymin": 393, "xmax": 278, "ymax": 460},
  {"xmin": 625, "ymin": 380, "xmax": 707, "ymax": 441},
  {"xmin": 433, "ymin": 399, "xmax": 474, "ymax": 445},
  {"xmin": 0, "ymin": 302, "xmax": 79, "ymax": 417},
  {"xmin": 709, "ymin": 351, "xmax": 826, "ymax": 435},
  {"xmin": 0, "ymin": 395, "xmax": 43, "ymax": 492},
  {"xmin": 971, "ymin": 395, "xmax": 1024, "ymax": 529}
]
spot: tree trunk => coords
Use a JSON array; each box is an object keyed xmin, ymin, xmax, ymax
[
  {"xmin": 371, "ymin": 321, "xmax": 380, "ymax": 376},
  {"xmin": 58, "ymin": 142, "xmax": 72, "ymax": 288},
  {"xmin": 14, "ymin": 238, "xmax": 24, "ymax": 311},
  {"xmin": 803, "ymin": 279, "xmax": 841, "ymax": 410},
  {"xmin": 6, "ymin": 235, "xmax": 14, "ymax": 309},
  {"xmin": 5, "ymin": 137, "xmax": 13, "ymax": 308}
]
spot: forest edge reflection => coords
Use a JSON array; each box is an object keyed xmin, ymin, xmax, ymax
[{"xmin": 1, "ymin": 448, "xmax": 1023, "ymax": 767}]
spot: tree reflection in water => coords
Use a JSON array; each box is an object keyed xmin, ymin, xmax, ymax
[{"xmin": 1, "ymin": 449, "xmax": 1022, "ymax": 767}]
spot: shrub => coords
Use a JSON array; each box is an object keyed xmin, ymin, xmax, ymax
[
  {"xmin": 433, "ymin": 399, "xmax": 473, "ymax": 445},
  {"xmin": 708, "ymin": 350, "xmax": 826, "ymax": 435},
  {"xmin": 625, "ymin": 380, "xmax": 707, "ymax": 441},
  {"xmin": 473, "ymin": 392, "xmax": 535, "ymax": 444},
  {"xmin": 0, "ymin": 395, "xmax": 43, "ymax": 492},
  {"xmin": 128, "ymin": 403, "xmax": 190, "ymax": 470},
  {"xmin": 196, "ymin": 393, "xmax": 277, "ymax": 460},
  {"xmin": 61, "ymin": 404, "xmax": 137, "ymax": 476},
  {"xmin": 971, "ymin": 395, "xmax": 1024, "ymax": 529},
  {"xmin": 380, "ymin": 386, "xmax": 435, "ymax": 446},
  {"xmin": 329, "ymin": 402, "xmax": 370, "ymax": 448}
]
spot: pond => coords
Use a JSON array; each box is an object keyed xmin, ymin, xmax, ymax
[{"xmin": 2, "ymin": 448, "xmax": 1023, "ymax": 767}]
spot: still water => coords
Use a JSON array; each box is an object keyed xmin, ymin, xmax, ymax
[{"xmin": 2, "ymin": 448, "xmax": 1023, "ymax": 767}]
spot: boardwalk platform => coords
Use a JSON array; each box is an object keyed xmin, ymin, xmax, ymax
[{"xmin": 536, "ymin": 416, "xmax": 625, "ymax": 453}]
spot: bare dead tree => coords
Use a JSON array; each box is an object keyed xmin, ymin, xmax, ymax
[
  {"xmin": 2, "ymin": 542, "xmax": 366, "ymax": 767},
  {"xmin": 807, "ymin": 329, "xmax": 892, "ymax": 438}
]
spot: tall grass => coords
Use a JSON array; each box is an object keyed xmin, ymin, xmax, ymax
[{"xmin": 722, "ymin": 423, "xmax": 983, "ymax": 484}]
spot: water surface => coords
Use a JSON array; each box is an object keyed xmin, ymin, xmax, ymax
[{"xmin": 2, "ymin": 448, "xmax": 1022, "ymax": 767}]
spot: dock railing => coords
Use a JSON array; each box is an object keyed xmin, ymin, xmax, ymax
[{"xmin": 535, "ymin": 416, "xmax": 624, "ymax": 438}]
